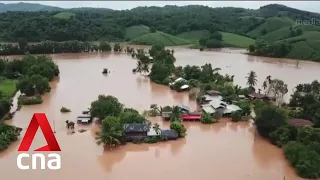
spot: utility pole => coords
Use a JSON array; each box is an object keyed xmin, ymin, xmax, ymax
[{"xmin": 53, "ymin": 118, "xmax": 56, "ymax": 133}]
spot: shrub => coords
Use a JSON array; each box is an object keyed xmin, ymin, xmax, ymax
[
  {"xmin": 231, "ymin": 111, "xmax": 242, "ymax": 122},
  {"xmin": 284, "ymin": 141, "xmax": 320, "ymax": 179},
  {"xmin": 269, "ymin": 125, "xmax": 297, "ymax": 147},
  {"xmin": 0, "ymin": 123, "xmax": 20, "ymax": 151},
  {"xmin": 18, "ymin": 95, "xmax": 43, "ymax": 105},
  {"xmin": 200, "ymin": 112, "xmax": 216, "ymax": 124}
]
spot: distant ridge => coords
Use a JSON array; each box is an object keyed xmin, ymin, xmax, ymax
[{"xmin": 0, "ymin": 2, "xmax": 63, "ymax": 13}]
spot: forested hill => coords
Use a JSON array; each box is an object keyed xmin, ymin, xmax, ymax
[
  {"xmin": 0, "ymin": 2, "xmax": 63, "ymax": 13},
  {"xmin": 0, "ymin": 3, "xmax": 320, "ymax": 61}
]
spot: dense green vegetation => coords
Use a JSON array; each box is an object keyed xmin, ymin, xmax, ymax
[
  {"xmin": 250, "ymin": 79, "xmax": 320, "ymax": 178},
  {"xmin": 0, "ymin": 55, "xmax": 60, "ymax": 106},
  {"xmin": 0, "ymin": 40, "xmax": 114, "ymax": 55},
  {"xmin": 0, "ymin": 122, "xmax": 21, "ymax": 151},
  {"xmin": 0, "ymin": 3, "xmax": 319, "ymax": 60}
]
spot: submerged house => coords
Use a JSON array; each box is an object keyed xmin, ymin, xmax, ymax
[
  {"xmin": 201, "ymin": 99, "xmax": 241, "ymax": 116},
  {"xmin": 123, "ymin": 123, "xmax": 149, "ymax": 141},
  {"xmin": 179, "ymin": 104, "xmax": 190, "ymax": 114},
  {"xmin": 205, "ymin": 90, "xmax": 221, "ymax": 96},
  {"xmin": 169, "ymin": 77, "xmax": 189, "ymax": 92},
  {"xmin": 77, "ymin": 114, "xmax": 92, "ymax": 124},
  {"xmin": 246, "ymin": 92, "xmax": 270, "ymax": 100},
  {"xmin": 161, "ymin": 130, "xmax": 179, "ymax": 140}
]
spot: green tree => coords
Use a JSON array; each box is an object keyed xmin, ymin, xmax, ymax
[
  {"xmin": 90, "ymin": 95, "xmax": 123, "ymax": 120},
  {"xmin": 119, "ymin": 111, "xmax": 145, "ymax": 124},
  {"xmin": 170, "ymin": 121, "xmax": 186, "ymax": 137},
  {"xmin": 246, "ymin": 71, "xmax": 258, "ymax": 88},
  {"xmin": 17, "ymin": 75, "xmax": 51, "ymax": 96},
  {"xmin": 248, "ymin": 44, "xmax": 255, "ymax": 53},
  {"xmin": 113, "ymin": 43, "xmax": 121, "ymax": 52},
  {"xmin": 200, "ymin": 112, "xmax": 215, "ymax": 124},
  {"xmin": 96, "ymin": 116, "xmax": 124, "ymax": 148},
  {"xmin": 255, "ymin": 105, "xmax": 287, "ymax": 137},
  {"xmin": 99, "ymin": 41, "xmax": 112, "ymax": 52},
  {"xmin": 170, "ymin": 106, "xmax": 181, "ymax": 122},
  {"xmin": 205, "ymin": 39, "xmax": 222, "ymax": 48}
]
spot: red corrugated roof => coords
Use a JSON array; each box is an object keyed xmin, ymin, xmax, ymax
[{"xmin": 182, "ymin": 114, "xmax": 201, "ymax": 120}]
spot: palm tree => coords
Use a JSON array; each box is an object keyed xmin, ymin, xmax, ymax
[
  {"xmin": 246, "ymin": 71, "xmax": 258, "ymax": 88},
  {"xmin": 266, "ymin": 75, "xmax": 272, "ymax": 83},
  {"xmin": 262, "ymin": 81, "xmax": 268, "ymax": 94},
  {"xmin": 170, "ymin": 106, "xmax": 181, "ymax": 122},
  {"xmin": 135, "ymin": 60, "xmax": 143, "ymax": 74},
  {"xmin": 96, "ymin": 118, "xmax": 123, "ymax": 148},
  {"xmin": 153, "ymin": 123, "xmax": 161, "ymax": 135},
  {"xmin": 96, "ymin": 129, "xmax": 122, "ymax": 148}
]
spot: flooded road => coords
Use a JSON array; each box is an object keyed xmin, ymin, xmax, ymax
[{"xmin": 0, "ymin": 48, "xmax": 315, "ymax": 180}]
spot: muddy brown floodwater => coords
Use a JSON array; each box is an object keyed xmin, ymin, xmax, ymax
[{"xmin": 1, "ymin": 47, "xmax": 318, "ymax": 180}]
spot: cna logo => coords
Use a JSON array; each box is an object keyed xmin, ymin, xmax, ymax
[{"xmin": 17, "ymin": 113, "xmax": 61, "ymax": 170}]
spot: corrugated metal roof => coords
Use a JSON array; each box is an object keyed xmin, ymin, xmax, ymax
[
  {"xmin": 202, "ymin": 105, "xmax": 216, "ymax": 114},
  {"xmin": 223, "ymin": 104, "xmax": 242, "ymax": 114},
  {"xmin": 179, "ymin": 104, "xmax": 190, "ymax": 111},
  {"xmin": 209, "ymin": 100, "xmax": 227, "ymax": 109},
  {"xmin": 180, "ymin": 84, "xmax": 189, "ymax": 89}
]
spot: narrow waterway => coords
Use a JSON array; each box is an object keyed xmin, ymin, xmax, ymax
[{"xmin": 1, "ymin": 47, "xmax": 316, "ymax": 180}]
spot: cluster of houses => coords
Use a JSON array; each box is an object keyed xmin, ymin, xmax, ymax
[{"xmin": 200, "ymin": 90, "xmax": 242, "ymax": 116}]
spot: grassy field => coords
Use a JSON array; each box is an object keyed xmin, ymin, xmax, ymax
[
  {"xmin": 247, "ymin": 17, "xmax": 294, "ymax": 38},
  {"xmin": 177, "ymin": 30, "xmax": 210, "ymax": 43},
  {"xmin": 307, "ymin": 40, "xmax": 320, "ymax": 51},
  {"xmin": 282, "ymin": 31, "xmax": 320, "ymax": 42},
  {"xmin": 53, "ymin": 12, "xmax": 75, "ymax": 19},
  {"xmin": 0, "ymin": 79, "xmax": 17, "ymax": 98},
  {"xmin": 132, "ymin": 32, "xmax": 190, "ymax": 46},
  {"xmin": 220, "ymin": 32, "xmax": 255, "ymax": 48},
  {"xmin": 125, "ymin": 25, "xmax": 150, "ymax": 40},
  {"xmin": 260, "ymin": 26, "xmax": 292, "ymax": 42}
]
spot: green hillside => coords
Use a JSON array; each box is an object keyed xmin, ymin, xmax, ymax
[
  {"xmin": 286, "ymin": 41, "xmax": 316, "ymax": 60},
  {"xmin": 220, "ymin": 32, "xmax": 255, "ymax": 48},
  {"xmin": 259, "ymin": 26, "xmax": 292, "ymax": 42},
  {"xmin": 53, "ymin": 12, "xmax": 75, "ymax": 19},
  {"xmin": 132, "ymin": 32, "xmax": 190, "ymax": 46},
  {"xmin": 177, "ymin": 30, "xmax": 210, "ymax": 42},
  {"xmin": 125, "ymin": 25, "xmax": 150, "ymax": 40},
  {"xmin": 247, "ymin": 17, "xmax": 294, "ymax": 38},
  {"xmin": 282, "ymin": 31, "xmax": 320, "ymax": 42}
]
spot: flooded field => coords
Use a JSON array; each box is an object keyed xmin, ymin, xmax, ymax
[{"xmin": 1, "ymin": 47, "xmax": 317, "ymax": 180}]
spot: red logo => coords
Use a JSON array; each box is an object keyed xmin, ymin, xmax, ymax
[{"xmin": 18, "ymin": 113, "xmax": 61, "ymax": 152}]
